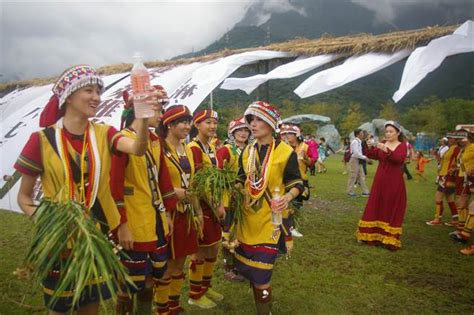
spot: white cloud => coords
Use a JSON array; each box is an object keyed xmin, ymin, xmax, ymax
[{"xmin": 2, "ymin": 1, "xmax": 259, "ymax": 81}]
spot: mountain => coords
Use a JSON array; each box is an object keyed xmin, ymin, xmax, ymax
[
  {"xmin": 178, "ymin": 0, "xmax": 472, "ymax": 57},
  {"xmin": 176, "ymin": 0, "xmax": 473, "ymax": 115}
]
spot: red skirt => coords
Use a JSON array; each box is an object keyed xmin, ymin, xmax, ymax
[
  {"xmin": 456, "ymin": 176, "xmax": 470, "ymax": 196},
  {"xmin": 170, "ymin": 211, "xmax": 198, "ymax": 259},
  {"xmin": 199, "ymin": 205, "xmax": 222, "ymax": 247}
]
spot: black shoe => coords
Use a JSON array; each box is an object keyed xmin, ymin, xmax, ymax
[{"xmin": 449, "ymin": 232, "xmax": 467, "ymax": 244}]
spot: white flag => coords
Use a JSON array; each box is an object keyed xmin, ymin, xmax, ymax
[
  {"xmin": 220, "ymin": 54, "xmax": 340, "ymax": 94},
  {"xmin": 150, "ymin": 62, "xmax": 211, "ymax": 99},
  {"xmin": 168, "ymin": 50, "xmax": 293, "ymax": 112},
  {"xmin": 294, "ymin": 50, "xmax": 412, "ymax": 98},
  {"xmin": 393, "ymin": 20, "xmax": 474, "ymax": 103}
]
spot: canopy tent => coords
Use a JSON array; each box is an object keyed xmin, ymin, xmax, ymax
[
  {"xmin": 1, "ymin": 21, "xmax": 472, "ymax": 212},
  {"xmin": 282, "ymin": 114, "xmax": 331, "ymax": 124}
]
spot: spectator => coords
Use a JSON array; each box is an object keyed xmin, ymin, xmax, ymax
[{"xmin": 347, "ymin": 129, "xmax": 370, "ymax": 197}]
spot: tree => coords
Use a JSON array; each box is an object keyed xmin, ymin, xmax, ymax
[
  {"xmin": 400, "ymin": 96, "xmax": 474, "ymax": 135},
  {"xmin": 310, "ymin": 102, "xmax": 344, "ymax": 125},
  {"xmin": 339, "ymin": 103, "xmax": 367, "ymax": 137},
  {"xmin": 378, "ymin": 101, "xmax": 400, "ymax": 121}
]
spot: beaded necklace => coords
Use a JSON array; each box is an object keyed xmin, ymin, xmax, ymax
[
  {"xmin": 246, "ymin": 139, "xmax": 275, "ymax": 201},
  {"xmin": 55, "ymin": 119, "xmax": 100, "ymax": 210}
]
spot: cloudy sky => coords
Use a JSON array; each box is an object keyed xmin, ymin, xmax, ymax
[
  {"xmin": 1, "ymin": 0, "xmax": 470, "ymax": 82},
  {"xmin": 2, "ymin": 0, "xmax": 296, "ymax": 82}
]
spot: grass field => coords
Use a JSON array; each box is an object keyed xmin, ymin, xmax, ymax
[{"xmin": 0, "ymin": 156, "xmax": 473, "ymax": 314}]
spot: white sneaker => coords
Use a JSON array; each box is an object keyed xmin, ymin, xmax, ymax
[{"xmin": 291, "ymin": 229, "xmax": 303, "ymax": 237}]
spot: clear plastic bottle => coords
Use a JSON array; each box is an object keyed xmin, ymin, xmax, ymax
[
  {"xmin": 131, "ymin": 53, "xmax": 154, "ymax": 118},
  {"xmin": 271, "ymin": 186, "xmax": 282, "ymax": 226}
]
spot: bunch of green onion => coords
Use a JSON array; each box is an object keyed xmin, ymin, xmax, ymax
[{"xmin": 24, "ymin": 199, "xmax": 133, "ymax": 310}]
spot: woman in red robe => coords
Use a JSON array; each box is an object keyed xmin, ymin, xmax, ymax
[{"xmin": 356, "ymin": 121, "xmax": 407, "ymax": 251}]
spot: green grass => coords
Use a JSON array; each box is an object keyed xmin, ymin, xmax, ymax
[{"xmin": 1, "ymin": 157, "xmax": 473, "ymax": 314}]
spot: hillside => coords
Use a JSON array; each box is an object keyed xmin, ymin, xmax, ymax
[{"xmin": 177, "ymin": 0, "xmax": 473, "ymax": 116}]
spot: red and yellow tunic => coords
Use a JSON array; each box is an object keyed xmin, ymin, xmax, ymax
[
  {"xmin": 187, "ymin": 139, "xmax": 222, "ymax": 246},
  {"xmin": 163, "ymin": 140, "xmax": 199, "ymax": 259},
  {"xmin": 216, "ymin": 143, "xmax": 244, "ymax": 239},
  {"xmin": 110, "ymin": 129, "xmax": 178, "ymax": 251},
  {"xmin": 294, "ymin": 142, "xmax": 310, "ymax": 181},
  {"xmin": 237, "ymin": 140, "xmax": 302, "ymax": 246},
  {"xmin": 15, "ymin": 122, "xmax": 123, "ymax": 231},
  {"xmin": 233, "ymin": 140, "xmax": 303, "ymax": 285},
  {"xmin": 216, "ymin": 143, "xmax": 241, "ymax": 171},
  {"xmin": 459, "ymin": 143, "xmax": 474, "ymax": 194},
  {"xmin": 439, "ymin": 145, "xmax": 461, "ymax": 176},
  {"xmin": 437, "ymin": 144, "xmax": 460, "ymax": 191},
  {"xmin": 188, "ymin": 138, "xmax": 217, "ymax": 169},
  {"xmin": 216, "ymin": 143, "xmax": 242, "ymax": 208}
]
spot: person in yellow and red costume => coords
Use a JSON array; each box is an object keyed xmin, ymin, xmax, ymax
[
  {"xmin": 111, "ymin": 87, "xmax": 179, "ymax": 315},
  {"xmin": 185, "ymin": 109, "xmax": 225, "ymax": 309},
  {"xmin": 448, "ymin": 130, "xmax": 474, "ymax": 253},
  {"xmin": 235, "ymin": 101, "xmax": 303, "ymax": 315},
  {"xmin": 14, "ymin": 65, "xmax": 161, "ymax": 314},
  {"xmin": 157, "ymin": 105, "xmax": 201, "ymax": 314},
  {"xmin": 216, "ymin": 117, "xmax": 251, "ymax": 282},
  {"xmin": 426, "ymin": 132, "xmax": 461, "ymax": 226},
  {"xmin": 280, "ymin": 123, "xmax": 311, "ymax": 238}
]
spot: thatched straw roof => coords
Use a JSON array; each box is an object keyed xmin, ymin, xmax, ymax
[{"xmin": 0, "ymin": 24, "xmax": 457, "ymax": 93}]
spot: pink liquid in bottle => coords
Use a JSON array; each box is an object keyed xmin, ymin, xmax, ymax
[{"xmin": 131, "ymin": 53, "xmax": 154, "ymax": 118}]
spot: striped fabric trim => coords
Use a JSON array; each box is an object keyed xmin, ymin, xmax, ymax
[
  {"xmin": 356, "ymin": 231, "xmax": 401, "ymax": 248},
  {"xmin": 244, "ymin": 108, "xmax": 277, "ymax": 131},
  {"xmin": 123, "ymin": 186, "xmax": 134, "ymax": 196},
  {"xmin": 171, "ymin": 273, "xmax": 185, "ymax": 280},
  {"xmin": 193, "ymin": 109, "xmax": 219, "ymax": 124},
  {"xmin": 110, "ymin": 131, "xmax": 123, "ymax": 152},
  {"xmin": 43, "ymin": 287, "xmax": 75, "ymax": 297},
  {"xmin": 234, "ymin": 252, "xmax": 274, "ymax": 270},
  {"xmin": 16, "ymin": 154, "xmax": 43, "ymax": 173},
  {"xmin": 43, "ymin": 278, "xmax": 106, "ymax": 297},
  {"xmin": 152, "ymin": 260, "xmax": 167, "ymax": 269},
  {"xmin": 153, "ymin": 277, "xmax": 171, "ymax": 286},
  {"xmin": 115, "ymin": 200, "xmax": 125, "ymax": 208},
  {"xmin": 358, "ymin": 220, "xmax": 402, "ymax": 235},
  {"xmin": 285, "ymin": 179, "xmax": 303, "ymax": 190},
  {"xmin": 239, "ymin": 243, "xmax": 279, "ymax": 255},
  {"xmin": 163, "ymin": 106, "xmax": 191, "ymax": 126},
  {"xmin": 162, "ymin": 190, "xmax": 177, "ymax": 200},
  {"xmin": 129, "ymin": 274, "xmax": 146, "ymax": 282}
]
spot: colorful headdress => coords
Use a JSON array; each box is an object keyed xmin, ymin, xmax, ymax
[
  {"xmin": 193, "ymin": 109, "xmax": 219, "ymax": 125},
  {"xmin": 39, "ymin": 65, "xmax": 103, "ymax": 127},
  {"xmin": 53, "ymin": 65, "xmax": 104, "ymax": 108},
  {"xmin": 228, "ymin": 116, "xmax": 249, "ymax": 138},
  {"xmin": 280, "ymin": 123, "xmax": 301, "ymax": 137},
  {"xmin": 384, "ymin": 120, "xmax": 402, "ymax": 132},
  {"xmin": 244, "ymin": 101, "xmax": 281, "ymax": 133},
  {"xmin": 447, "ymin": 130, "xmax": 468, "ymax": 139},
  {"xmin": 456, "ymin": 130, "xmax": 469, "ymax": 139},
  {"xmin": 162, "ymin": 105, "xmax": 192, "ymax": 126}
]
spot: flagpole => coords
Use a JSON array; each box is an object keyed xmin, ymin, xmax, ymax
[{"xmin": 210, "ymin": 91, "xmax": 213, "ymax": 110}]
